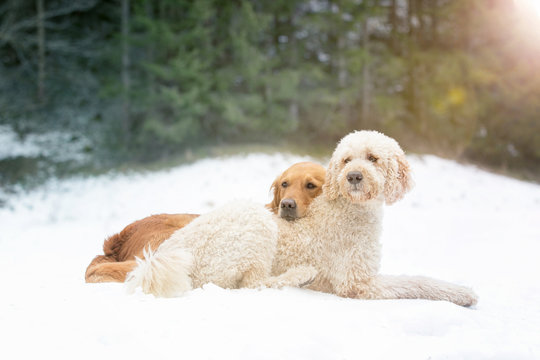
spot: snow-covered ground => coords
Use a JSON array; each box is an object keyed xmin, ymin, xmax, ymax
[{"xmin": 1, "ymin": 153, "xmax": 539, "ymax": 360}]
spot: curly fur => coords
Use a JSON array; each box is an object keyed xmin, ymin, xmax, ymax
[
  {"xmin": 126, "ymin": 202, "xmax": 317, "ymax": 297},
  {"xmin": 273, "ymin": 130, "xmax": 478, "ymax": 307}
]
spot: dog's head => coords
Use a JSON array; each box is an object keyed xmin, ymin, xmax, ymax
[
  {"xmin": 269, "ymin": 162, "xmax": 326, "ymax": 220},
  {"xmin": 323, "ymin": 131, "xmax": 413, "ymax": 205}
]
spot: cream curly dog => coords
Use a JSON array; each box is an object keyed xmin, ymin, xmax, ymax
[
  {"xmin": 127, "ymin": 130, "xmax": 477, "ymax": 306},
  {"xmin": 273, "ymin": 130, "xmax": 477, "ymax": 306},
  {"xmin": 125, "ymin": 202, "xmax": 316, "ymax": 297}
]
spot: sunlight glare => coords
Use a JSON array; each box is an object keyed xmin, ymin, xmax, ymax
[
  {"xmin": 528, "ymin": 0, "xmax": 540, "ymax": 18},
  {"xmin": 515, "ymin": 0, "xmax": 540, "ymax": 20},
  {"xmin": 513, "ymin": 0, "xmax": 540, "ymax": 46}
]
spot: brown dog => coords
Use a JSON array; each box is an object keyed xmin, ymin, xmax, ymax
[
  {"xmin": 268, "ymin": 161, "xmax": 326, "ymax": 220},
  {"xmin": 85, "ymin": 161, "xmax": 326, "ymax": 283}
]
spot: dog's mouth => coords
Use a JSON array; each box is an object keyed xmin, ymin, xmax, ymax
[
  {"xmin": 279, "ymin": 212, "xmax": 299, "ymax": 221},
  {"xmin": 345, "ymin": 183, "xmax": 378, "ymax": 203},
  {"xmin": 349, "ymin": 183, "xmax": 362, "ymax": 192},
  {"xmin": 347, "ymin": 183, "xmax": 366, "ymax": 196},
  {"xmin": 281, "ymin": 215, "xmax": 297, "ymax": 221},
  {"xmin": 347, "ymin": 189, "xmax": 365, "ymax": 201}
]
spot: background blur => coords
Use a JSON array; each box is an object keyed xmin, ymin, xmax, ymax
[{"xmin": 1, "ymin": 0, "xmax": 539, "ymax": 192}]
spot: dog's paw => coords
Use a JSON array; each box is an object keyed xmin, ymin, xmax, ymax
[
  {"xmin": 435, "ymin": 282, "xmax": 479, "ymax": 307},
  {"xmin": 296, "ymin": 265, "xmax": 318, "ymax": 288},
  {"xmin": 266, "ymin": 265, "xmax": 318, "ymax": 289},
  {"xmin": 298, "ymin": 278, "xmax": 314, "ymax": 288},
  {"xmin": 455, "ymin": 287, "xmax": 478, "ymax": 307}
]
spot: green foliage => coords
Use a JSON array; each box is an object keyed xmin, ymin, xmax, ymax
[{"xmin": 1, "ymin": 0, "xmax": 539, "ymax": 178}]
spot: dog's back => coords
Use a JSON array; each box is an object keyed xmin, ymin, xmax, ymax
[
  {"xmin": 85, "ymin": 214, "xmax": 198, "ymax": 283},
  {"xmin": 126, "ymin": 202, "xmax": 278, "ymax": 297},
  {"xmin": 105, "ymin": 214, "xmax": 199, "ymax": 261}
]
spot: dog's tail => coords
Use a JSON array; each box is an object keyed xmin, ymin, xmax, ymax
[
  {"xmin": 102, "ymin": 232, "xmax": 125, "ymax": 260},
  {"xmin": 125, "ymin": 245, "xmax": 194, "ymax": 298},
  {"xmin": 371, "ymin": 274, "xmax": 478, "ymax": 307},
  {"xmin": 85, "ymin": 233, "xmax": 126, "ymax": 282}
]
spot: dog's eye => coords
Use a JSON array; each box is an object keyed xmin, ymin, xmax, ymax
[
  {"xmin": 343, "ymin": 157, "xmax": 351, "ymax": 164},
  {"xmin": 368, "ymin": 155, "xmax": 378, "ymax": 163},
  {"xmin": 281, "ymin": 181, "xmax": 288, "ymax": 188},
  {"xmin": 306, "ymin": 182, "xmax": 316, "ymax": 189}
]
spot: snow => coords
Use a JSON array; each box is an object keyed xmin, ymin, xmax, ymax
[
  {"xmin": 0, "ymin": 124, "xmax": 90, "ymax": 161},
  {"xmin": 1, "ymin": 153, "xmax": 539, "ymax": 360}
]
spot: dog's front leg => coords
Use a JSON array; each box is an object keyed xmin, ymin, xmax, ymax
[
  {"xmin": 327, "ymin": 253, "xmax": 380, "ymax": 299},
  {"xmin": 332, "ymin": 278, "xmax": 378, "ymax": 300},
  {"xmin": 263, "ymin": 265, "xmax": 318, "ymax": 289}
]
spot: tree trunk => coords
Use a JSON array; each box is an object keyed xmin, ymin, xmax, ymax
[
  {"xmin": 406, "ymin": 0, "xmax": 419, "ymax": 133},
  {"xmin": 408, "ymin": 0, "xmax": 416, "ymax": 38},
  {"xmin": 389, "ymin": 0, "xmax": 398, "ymax": 54},
  {"xmin": 121, "ymin": 0, "xmax": 130, "ymax": 140},
  {"xmin": 36, "ymin": 0, "xmax": 45, "ymax": 102},
  {"xmin": 417, "ymin": 0, "xmax": 425, "ymax": 47},
  {"xmin": 361, "ymin": 16, "xmax": 370, "ymax": 122},
  {"xmin": 145, "ymin": 1, "xmax": 155, "ymax": 95},
  {"xmin": 288, "ymin": 12, "xmax": 299, "ymax": 126},
  {"xmin": 337, "ymin": 35, "xmax": 347, "ymax": 88},
  {"xmin": 430, "ymin": 0, "xmax": 438, "ymax": 46}
]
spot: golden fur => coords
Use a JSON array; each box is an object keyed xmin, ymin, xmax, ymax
[
  {"xmin": 85, "ymin": 214, "xmax": 198, "ymax": 283},
  {"xmin": 85, "ymin": 162, "xmax": 325, "ymax": 283},
  {"xmin": 269, "ymin": 162, "xmax": 326, "ymax": 219}
]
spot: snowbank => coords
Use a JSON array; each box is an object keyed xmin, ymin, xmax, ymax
[{"xmin": 0, "ymin": 153, "xmax": 539, "ymax": 360}]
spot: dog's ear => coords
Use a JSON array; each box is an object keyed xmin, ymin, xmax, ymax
[
  {"xmin": 267, "ymin": 176, "xmax": 281, "ymax": 214},
  {"xmin": 384, "ymin": 153, "xmax": 414, "ymax": 205},
  {"xmin": 322, "ymin": 158, "xmax": 340, "ymax": 201}
]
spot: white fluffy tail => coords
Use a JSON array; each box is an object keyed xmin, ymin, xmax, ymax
[{"xmin": 125, "ymin": 246, "xmax": 193, "ymax": 298}]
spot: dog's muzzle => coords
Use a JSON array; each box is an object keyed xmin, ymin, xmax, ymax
[
  {"xmin": 346, "ymin": 171, "xmax": 363, "ymax": 184},
  {"xmin": 279, "ymin": 198, "xmax": 298, "ymax": 220}
]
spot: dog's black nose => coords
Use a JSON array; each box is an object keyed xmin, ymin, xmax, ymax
[
  {"xmin": 280, "ymin": 199, "xmax": 297, "ymax": 209},
  {"xmin": 347, "ymin": 171, "xmax": 363, "ymax": 184}
]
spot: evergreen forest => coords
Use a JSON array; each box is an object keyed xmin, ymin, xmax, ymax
[{"xmin": 1, "ymin": 0, "xmax": 540, "ymax": 187}]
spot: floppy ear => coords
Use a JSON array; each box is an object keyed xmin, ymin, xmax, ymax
[
  {"xmin": 322, "ymin": 158, "xmax": 340, "ymax": 201},
  {"xmin": 384, "ymin": 153, "xmax": 414, "ymax": 205},
  {"xmin": 267, "ymin": 176, "xmax": 281, "ymax": 214}
]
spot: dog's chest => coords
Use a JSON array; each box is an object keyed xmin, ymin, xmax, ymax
[
  {"xmin": 316, "ymin": 203, "xmax": 383, "ymax": 276},
  {"xmin": 321, "ymin": 202, "xmax": 382, "ymax": 241},
  {"xmin": 272, "ymin": 201, "xmax": 383, "ymax": 278}
]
